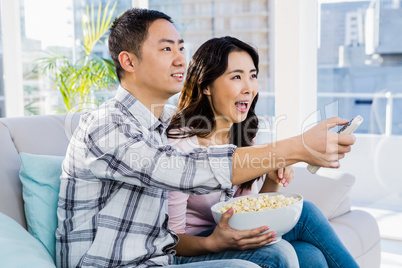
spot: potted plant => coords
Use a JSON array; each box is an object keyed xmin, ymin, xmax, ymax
[{"xmin": 36, "ymin": 1, "xmax": 119, "ymax": 112}]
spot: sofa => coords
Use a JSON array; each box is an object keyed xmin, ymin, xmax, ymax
[{"xmin": 0, "ymin": 113, "xmax": 381, "ymax": 267}]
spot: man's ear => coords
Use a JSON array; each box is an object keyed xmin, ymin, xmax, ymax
[
  {"xmin": 118, "ymin": 51, "xmax": 136, "ymax": 73},
  {"xmin": 203, "ymin": 87, "xmax": 211, "ymax": 96}
]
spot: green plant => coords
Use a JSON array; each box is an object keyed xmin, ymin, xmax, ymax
[{"xmin": 37, "ymin": 1, "xmax": 118, "ymax": 112}]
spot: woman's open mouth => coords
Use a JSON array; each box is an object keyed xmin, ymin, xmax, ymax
[{"xmin": 235, "ymin": 101, "xmax": 249, "ymax": 113}]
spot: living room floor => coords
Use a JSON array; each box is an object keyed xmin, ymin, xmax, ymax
[{"xmin": 353, "ymin": 193, "xmax": 402, "ymax": 268}]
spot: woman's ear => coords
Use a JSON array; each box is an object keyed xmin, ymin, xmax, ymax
[
  {"xmin": 118, "ymin": 51, "xmax": 136, "ymax": 73},
  {"xmin": 203, "ymin": 87, "xmax": 211, "ymax": 96}
]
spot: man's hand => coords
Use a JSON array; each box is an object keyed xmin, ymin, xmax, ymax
[{"xmin": 231, "ymin": 117, "xmax": 356, "ymax": 186}]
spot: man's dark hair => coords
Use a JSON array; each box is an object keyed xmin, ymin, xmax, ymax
[{"xmin": 108, "ymin": 8, "xmax": 173, "ymax": 81}]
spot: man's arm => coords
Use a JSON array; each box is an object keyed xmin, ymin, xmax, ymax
[
  {"xmin": 83, "ymin": 112, "xmax": 353, "ymax": 192},
  {"xmin": 232, "ymin": 117, "xmax": 356, "ymax": 185},
  {"xmin": 83, "ymin": 111, "xmax": 235, "ymax": 195}
]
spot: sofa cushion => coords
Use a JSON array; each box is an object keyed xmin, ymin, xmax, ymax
[
  {"xmin": 0, "ymin": 212, "xmax": 55, "ymax": 267},
  {"xmin": 19, "ymin": 153, "xmax": 64, "ymax": 262},
  {"xmin": 0, "ymin": 114, "xmax": 81, "ymax": 228}
]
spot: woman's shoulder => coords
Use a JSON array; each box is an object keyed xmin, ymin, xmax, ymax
[{"xmin": 168, "ymin": 128, "xmax": 199, "ymax": 152}]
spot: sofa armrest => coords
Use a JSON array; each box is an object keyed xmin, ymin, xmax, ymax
[
  {"xmin": 0, "ymin": 212, "xmax": 55, "ymax": 268},
  {"xmin": 0, "ymin": 122, "xmax": 26, "ymax": 227},
  {"xmin": 280, "ymin": 165, "xmax": 355, "ymax": 219},
  {"xmin": 330, "ymin": 210, "xmax": 381, "ymax": 267}
]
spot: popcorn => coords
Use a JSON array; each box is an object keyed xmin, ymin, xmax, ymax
[{"xmin": 217, "ymin": 194, "xmax": 301, "ymax": 213}]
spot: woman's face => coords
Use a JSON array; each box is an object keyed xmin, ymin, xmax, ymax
[{"xmin": 204, "ymin": 51, "xmax": 258, "ymax": 124}]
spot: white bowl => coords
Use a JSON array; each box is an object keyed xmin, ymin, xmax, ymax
[{"xmin": 210, "ymin": 192, "xmax": 303, "ymax": 244}]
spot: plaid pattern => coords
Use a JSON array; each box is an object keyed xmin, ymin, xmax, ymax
[{"xmin": 56, "ymin": 86, "xmax": 236, "ymax": 268}]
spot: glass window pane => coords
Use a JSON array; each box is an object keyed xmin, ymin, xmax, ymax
[
  {"xmin": 393, "ymin": 97, "xmax": 402, "ymax": 135},
  {"xmin": 18, "ymin": 0, "xmax": 132, "ymax": 115},
  {"xmin": 318, "ymin": 0, "xmax": 402, "ymax": 135},
  {"xmin": 21, "ymin": 0, "xmax": 74, "ymax": 115}
]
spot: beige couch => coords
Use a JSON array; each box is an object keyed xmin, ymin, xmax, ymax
[{"xmin": 0, "ymin": 113, "xmax": 381, "ymax": 267}]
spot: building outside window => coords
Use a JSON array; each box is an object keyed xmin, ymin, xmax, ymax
[{"xmin": 318, "ymin": 0, "xmax": 402, "ymax": 135}]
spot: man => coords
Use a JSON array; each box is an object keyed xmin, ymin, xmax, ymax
[{"xmin": 56, "ymin": 8, "xmax": 355, "ymax": 268}]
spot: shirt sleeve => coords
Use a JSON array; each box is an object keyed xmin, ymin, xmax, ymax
[
  {"xmin": 168, "ymin": 191, "xmax": 189, "ymax": 234},
  {"xmin": 82, "ymin": 111, "xmax": 236, "ymax": 196}
]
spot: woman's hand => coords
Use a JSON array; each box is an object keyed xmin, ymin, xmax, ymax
[
  {"xmin": 205, "ymin": 207, "xmax": 277, "ymax": 252},
  {"xmin": 269, "ymin": 166, "xmax": 295, "ymax": 187},
  {"xmin": 259, "ymin": 166, "xmax": 294, "ymax": 193}
]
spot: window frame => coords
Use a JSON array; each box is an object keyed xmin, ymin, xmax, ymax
[
  {"xmin": 270, "ymin": 0, "xmax": 318, "ymax": 140},
  {"xmin": 1, "ymin": 0, "xmax": 24, "ymax": 117}
]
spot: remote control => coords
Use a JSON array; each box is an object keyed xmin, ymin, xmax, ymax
[{"xmin": 307, "ymin": 115, "xmax": 364, "ymax": 174}]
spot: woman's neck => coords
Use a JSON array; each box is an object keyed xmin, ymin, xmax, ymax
[{"xmin": 197, "ymin": 118, "xmax": 233, "ymax": 147}]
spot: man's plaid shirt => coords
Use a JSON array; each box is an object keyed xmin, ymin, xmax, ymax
[{"xmin": 56, "ymin": 86, "xmax": 236, "ymax": 268}]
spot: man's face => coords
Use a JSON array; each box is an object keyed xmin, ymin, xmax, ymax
[{"xmin": 134, "ymin": 19, "xmax": 187, "ymax": 102}]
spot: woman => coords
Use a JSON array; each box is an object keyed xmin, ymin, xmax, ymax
[{"xmin": 167, "ymin": 36, "xmax": 359, "ymax": 268}]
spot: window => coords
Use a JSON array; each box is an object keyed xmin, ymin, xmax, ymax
[
  {"xmin": 318, "ymin": 0, "xmax": 402, "ymax": 135},
  {"xmin": 1, "ymin": 0, "xmax": 275, "ymax": 118},
  {"xmin": 0, "ymin": 0, "xmax": 132, "ymax": 117}
]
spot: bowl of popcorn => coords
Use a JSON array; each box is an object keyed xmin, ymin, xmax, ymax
[{"xmin": 211, "ymin": 192, "xmax": 303, "ymax": 244}]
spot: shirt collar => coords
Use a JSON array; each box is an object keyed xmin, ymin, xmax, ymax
[{"xmin": 114, "ymin": 85, "xmax": 174, "ymax": 132}]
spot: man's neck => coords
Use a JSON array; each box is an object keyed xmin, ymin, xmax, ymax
[{"xmin": 121, "ymin": 82, "xmax": 169, "ymax": 119}]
